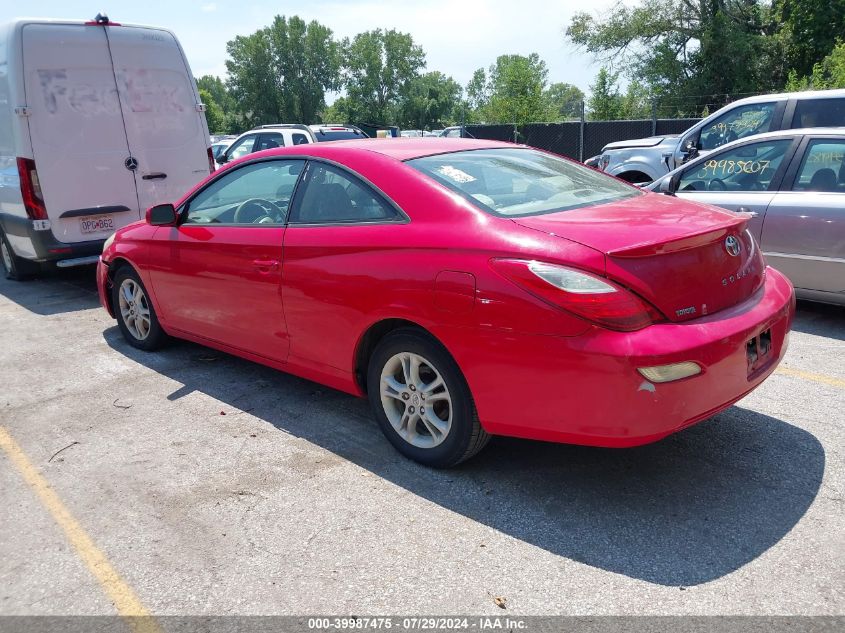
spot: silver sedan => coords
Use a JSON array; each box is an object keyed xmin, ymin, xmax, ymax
[{"xmin": 649, "ymin": 128, "xmax": 845, "ymax": 306}]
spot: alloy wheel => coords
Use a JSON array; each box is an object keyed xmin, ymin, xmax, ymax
[
  {"xmin": 380, "ymin": 351, "xmax": 452, "ymax": 449},
  {"xmin": 118, "ymin": 278, "xmax": 152, "ymax": 341}
]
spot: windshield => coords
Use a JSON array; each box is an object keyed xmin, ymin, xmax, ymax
[{"xmin": 408, "ymin": 148, "xmax": 640, "ymax": 217}]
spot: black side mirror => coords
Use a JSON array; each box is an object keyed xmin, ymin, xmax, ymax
[
  {"xmin": 682, "ymin": 137, "xmax": 699, "ymax": 162},
  {"xmin": 216, "ymin": 154, "xmax": 228, "ymax": 165},
  {"xmin": 658, "ymin": 174, "xmax": 679, "ymax": 196},
  {"xmin": 146, "ymin": 203, "xmax": 177, "ymax": 226}
]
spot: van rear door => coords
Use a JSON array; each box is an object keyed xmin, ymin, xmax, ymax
[
  {"xmin": 104, "ymin": 26, "xmax": 211, "ymax": 212},
  {"xmin": 21, "ymin": 23, "xmax": 141, "ymax": 244}
]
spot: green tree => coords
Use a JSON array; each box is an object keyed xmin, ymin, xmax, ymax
[
  {"xmin": 266, "ymin": 15, "xmax": 341, "ymax": 123},
  {"xmin": 199, "ymin": 88, "xmax": 226, "ymax": 134},
  {"xmin": 225, "ymin": 15, "xmax": 341, "ymax": 127},
  {"xmin": 567, "ymin": 1, "xmax": 785, "ymax": 114},
  {"xmin": 778, "ymin": 0, "xmax": 845, "ymax": 80},
  {"xmin": 466, "ymin": 68, "xmax": 489, "ymax": 111},
  {"xmin": 544, "ymin": 82, "xmax": 585, "ymax": 120},
  {"xmin": 587, "ymin": 68, "xmax": 623, "ymax": 120},
  {"xmin": 400, "ymin": 72, "xmax": 462, "ymax": 129},
  {"xmin": 225, "ymin": 30, "xmax": 279, "ymax": 127},
  {"xmin": 786, "ymin": 41, "xmax": 845, "ymax": 90},
  {"xmin": 319, "ymin": 97, "xmax": 353, "ymax": 123},
  {"xmin": 620, "ymin": 79, "xmax": 652, "ymax": 119},
  {"xmin": 343, "ymin": 29, "xmax": 426, "ymax": 124},
  {"xmin": 197, "ymin": 75, "xmax": 238, "ymax": 133},
  {"xmin": 197, "ymin": 75, "xmax": 235, "ymax": 112},
  {"xmin": 484, "ymin": 53, "xmax": 551, "ymax": 124}
]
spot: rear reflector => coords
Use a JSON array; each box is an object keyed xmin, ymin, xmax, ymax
[
  {"xmin": 638, "ymin": 362, "xmax": 701, "ymax": 383},
  {"xmin": 17, "ymin": 158, "xmax": 48, "ymax": 221}
]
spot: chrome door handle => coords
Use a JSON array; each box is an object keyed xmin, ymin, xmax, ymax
[{"xmin": 736, "ymin": 206, "xmax": 759, "ymax": 217}]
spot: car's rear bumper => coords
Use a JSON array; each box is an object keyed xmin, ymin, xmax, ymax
[
  {"xmin": 0, "ymin": 213, "xmax": 105, "ymax": 264},
  {"xmin": 442, "ymin": 266, "xmax": 796, "ymax": 447}
]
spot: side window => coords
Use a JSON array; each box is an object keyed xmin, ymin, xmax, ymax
[
  {"xmin": 678, "ymin": 140, "xmax": 792, "ymax": 192},
  {"xmin": 290, "ymin": 163, "xmax": 398, "ymax": 224},
  {"xmin": 256, "ymin": 133, "xmax": 284, "ymax": 151},
  {"xmin": 699, "ymin": 103, "xmax": 778, "ymax": 151},
  {"xmin": 792, "ymin": 98, "xmax": 845, "ymax": 128},
  {"xmin": 292, "ymin": 133, "xmax": 310, "ymax": 145},
  {"xmin": 792, "ymin": 140, "xmax": 845, "ymax": 192},
  {"xmin": 184, "ymin": 160, "xmax": 305, "ymax": 225},
  {"xmin": 226, "ymin": 134, "xmax": 257, "ymax": 161}
]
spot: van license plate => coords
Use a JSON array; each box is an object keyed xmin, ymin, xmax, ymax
[{"xmin": 80, "ymin": 216, "xmax": 114, "ymax": 234}]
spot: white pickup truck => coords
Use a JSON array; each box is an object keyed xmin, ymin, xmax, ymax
[{"xmin": 595, "ymin": 89, "xmax": 845, "ymax": 184}]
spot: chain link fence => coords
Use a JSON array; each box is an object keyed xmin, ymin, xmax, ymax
[{"xmin": 465, "ymin": 117, "xmax": 701, "ymax": 161}]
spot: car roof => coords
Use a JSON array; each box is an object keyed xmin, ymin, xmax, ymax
[
  {"xmin": 248, "ymin": 137, "xmax": 519, "ymax": 162},
  {"xmin": 730, "ymin": 89, "xmax": 845, "ymax": 106},
  {"xmin": 706, "ymin": 127, "xmax": 845, "ymax": 144}
]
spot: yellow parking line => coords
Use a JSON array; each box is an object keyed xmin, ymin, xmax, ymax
[
  {"xmin": 0, "ymin": 426, "xmax": 160, "ymax": 633},
  {"xmin": 776, "ymin": 366, "xmax": 845, "ymax": 389}
]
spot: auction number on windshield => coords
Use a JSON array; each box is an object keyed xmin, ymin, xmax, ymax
[{"xmin": 695, "ymin": 159, "xmax": 771, "ymax": 179}]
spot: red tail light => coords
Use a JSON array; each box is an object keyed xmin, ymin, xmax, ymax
[
  {"xmin": 207, "ymin": 147, "xmax": 215, "ymax": 174},
  {"xmin": 17, "ymin": 157, "xmax": 48, "ymax": 220},
  {"xmin": 491, "ymin": 259, "xmax": 664, "ymax": 332}
]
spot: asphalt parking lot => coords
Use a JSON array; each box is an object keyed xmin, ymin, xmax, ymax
[{"xmin": 0, "ymin": 267, "xmax": 843, "ymax": 617}]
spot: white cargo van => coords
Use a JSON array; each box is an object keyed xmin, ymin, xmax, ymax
[{"xmin": 0, "ymin": 15, "xmax": 213, "ymax": 279}]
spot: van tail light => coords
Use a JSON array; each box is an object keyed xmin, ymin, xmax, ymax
[
  {"xmin": 17, "ymin": 158, "xmax": 48, "ymax": 220},
  {"xmin": 491, "ymin": 259, "xmax": 664, "ymax": 332},
  {"xmin": 207, "ymin": 147, "xmax": 215, "ymax": 174}
]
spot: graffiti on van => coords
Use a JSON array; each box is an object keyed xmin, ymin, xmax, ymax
[
  {"xmin": 37, "ymin": 69, "xmax": 121, "ymax": 117},
  {"xmin": 117, "ymin": 69, "xmax": 188, "ymax": 114}
]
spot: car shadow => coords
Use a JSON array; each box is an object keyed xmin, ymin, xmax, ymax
[
  {"xmin": 0, "ymin": 265, "xmax": 100, "ymax": 315},
  {"xmin": 792, "ymin": 300, "xmax": 845, "ymax": 341},
  {"xmin": 103, "ymin": 327, "xmax": 825, "ymax": 587}
]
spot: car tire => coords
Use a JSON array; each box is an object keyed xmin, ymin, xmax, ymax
[
  {"xmin": 367, "ymin": 328, "xmax": 490, "ymax": 468},
  {"xmin": 111, "ymin": 265, "xmax": 167, "ymax": 351},
  {"xmin": 0, "ymin": 230, "xmax": 38, "ymax": 281}
]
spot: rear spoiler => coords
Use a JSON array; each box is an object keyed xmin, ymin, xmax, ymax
[{"xmin": 607, "ymin": 214, "xmax": 751, "ymax": 258}]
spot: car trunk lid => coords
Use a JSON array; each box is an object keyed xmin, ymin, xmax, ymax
[{"xmin": 512, "ymin": 193, "xmax": 766, "ymax": 322}]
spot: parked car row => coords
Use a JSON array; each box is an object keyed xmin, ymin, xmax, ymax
[
  {"xmin": 214, "ymin": 124, "xmax": 369, "ymax": 167},
  {"xmin": 595, "ymin": 89, "xmax": 845, "ymax": 184}
]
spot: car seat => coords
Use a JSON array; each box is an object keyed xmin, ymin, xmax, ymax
[
  {"xmin": 808, "ymin": 168, "xmax": 837, "ymax": 192},
  {"xmin": 309, "ymin": 183, "xmax": 354, "ymax": 222}
]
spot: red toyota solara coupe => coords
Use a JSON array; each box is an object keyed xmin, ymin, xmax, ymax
[{"xmin": 97, "ymin": 139, "xmax": 795, "ymax": 467}]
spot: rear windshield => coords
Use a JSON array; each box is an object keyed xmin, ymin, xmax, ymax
[
  {"xmin": 407, "ymin": 148, "xmax": 640, "ymax": 217},
  {"xmin": 313, "ymin": 129, "xmax": 367, "ymax": 142}
]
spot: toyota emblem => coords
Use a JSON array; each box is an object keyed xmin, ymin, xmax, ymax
[{"xmin": 725, "ymin": 235, "xmax": 741, "ymax": 257}]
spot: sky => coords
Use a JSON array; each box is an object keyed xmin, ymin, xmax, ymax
[{"xmin": 4, "ymin": 1, "xmax": 629, "ymax": 96}]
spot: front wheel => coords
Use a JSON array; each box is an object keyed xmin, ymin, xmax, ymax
[
  {"xmin": 111, "ymin": 266, "xmax": 167, "ymax": 351},
  {"xmin": 367, "ymin": 329, "xmax": 490, "ymax": 468}
]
